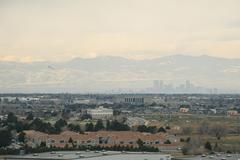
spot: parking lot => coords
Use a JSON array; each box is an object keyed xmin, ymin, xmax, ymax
[
  {"xmin": 3, "ymin": 151, "xmax": 172, "ymax": 160},
  {"xmin": 175, "ymin": 154, "xmax": 240, "ymax": 160}
]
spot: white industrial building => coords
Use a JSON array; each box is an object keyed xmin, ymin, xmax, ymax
[
  {"xmin": 126, "ymin": 117, "xmax": 148, "ymax": 127},
  {"xmin": 87, "ymin": 106, "xmax": 113, "ymax": 119}
]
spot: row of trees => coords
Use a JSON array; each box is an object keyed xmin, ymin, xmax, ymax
[
  {"xmin": 181, "ymin": 121, "xmax": 227, "ymax": 140},
  {"xmin": 85, "ymin": 120, "xmax": 170, "ymax": 133},
  {"xmin": 3, "ymin": 113, "xmax": 171, "ymax": 134},
  {"xmin": 85, "ymin": 120, "xmax": 130, "ymax": 131},
  {"xmin": 181, "ymin": 137, "xmax": 225, "ymax": 155},
  {"xmin": 20, "ymin": 142, "xmax": 159, "ymax": 155},
  {"xmin": 0, "ymin": 112, "xmax": 170, "ymax": 149},
  {"xmin": 0, "ymin": 113, "xmax": 133, "ymax": 148},
  {"xmin": 0, "ymin": 141, "xmax": 159, "ymax": 155},
  {"xmin": 2, "ymin": 113, "xmax": 77, "ymax": 134},
  {"xmin": 0, "ymin": 113, "xmax": 79, "ymax": 147},
  {"xmin": 137, "ymin": 125, "xmax": 169, "ymax": 134}
]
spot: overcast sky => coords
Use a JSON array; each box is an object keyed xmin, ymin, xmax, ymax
[{"xmin": 1, "ymin": 0, "xmax": 240, "ymax": 62}]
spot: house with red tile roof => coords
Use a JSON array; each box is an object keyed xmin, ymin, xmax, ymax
[{"xmin": 23, "ymin": 130, "xmax": 181, "ymax": 149}]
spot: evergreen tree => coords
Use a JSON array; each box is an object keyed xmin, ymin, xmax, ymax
[
  {"xmin": 158, "ymin": 127, "xmax": 167, "ymax": 133},
  {"xmin": 109, "ymin": 120, "xmax": 130, "ymax": 131},
  {"xmin": 68, "ymin": 137, "xmax": 73, "ymax": 143},
  {"xmin": 7, "ymin": 112, "xmax": 17, "ymax": 123},
  {"xmin": 205, "ymin": 141, "xmax": 212, "ymax": 151},
  {"xmin": 164, "ymin": 140, "xmax": 171, "ymax": 144},
  {"xmin": 106, "ymin": 120, "xmax": 111, "ymax": 131},
  {"xmin": 165, "ymin": 126, "xmax": 171, "ymax": 130},
  {"xmin": 137, "ymin": 139, "xmax": 144, "ymax": 148},
  {"xmin": 68, "ymin": 123, "xmax": 82, "ymax": 133},
  {"xmin": 40, "ymin": 141, "xmax": 46, "ymax": 147},
  {"xmin": 0, "ymin": 129, "xmax": 12, "ymax": 147},
  {"xmin": 137, "ymin": 125, "xmax": 157, "ymax": 133},
  {"xmin": 18, "ymin": 131, "xmax": 26, "ymax": 143},
  {"xmin": 54, "ymin": 119, "xmax": 67, "ymax": 133},
  {"xmin": 26, "ymin": 112, "xmax": 34, "ymax": 120},
  {"xmin": 94, "ymin": 119, "xmax": 105, "ymax": 131},
  {"xmin": 54, "ymin": 119, "xmax": 67, "ymax": 131},
  {"xmin": 85, "ymin": 122, "xmax": 94, "ymax": 131}
]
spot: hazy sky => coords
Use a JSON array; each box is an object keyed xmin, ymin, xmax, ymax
[{"xmin": 1, "ymin": 0, "xmax": 240, "ymax": 62}]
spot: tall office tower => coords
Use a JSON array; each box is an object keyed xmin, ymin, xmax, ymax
[
  {"xmin": 153, "ymin": 80, "xmax": 160, "ymax": 90},
  {"xmin": 186, "ymin": 80, "xmax": 191, "ymax": 90},
  {"xmin": 159, "ymin": 80, "xmax": 164, "ymax": 89}
]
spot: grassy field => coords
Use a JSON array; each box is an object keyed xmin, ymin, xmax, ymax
[
  {"xmin": 144, "ymin": 113, "xmax": 240, "ymax": 127},
  {"xmin": 144, "ymin": 113, "xmax": 240, "ymax": 153}
]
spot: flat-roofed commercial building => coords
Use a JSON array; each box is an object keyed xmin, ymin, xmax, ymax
[
  {"xmin": 115, "ymin": 95, "xmax": 153, "ymax": 105},
  {"xmin": 124, "ymin": 97, "xmax": 144, "ymax": 104},
  {"xmin": 87, "ymin": 106, "xmax": 113, "ymax": 119},
  {"xmin": 126, "ymin": 117, "xmax": 148, "ymax": 127}
]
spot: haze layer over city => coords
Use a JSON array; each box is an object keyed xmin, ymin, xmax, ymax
[{"xmin": 1, "ymin": 0, "xmax": 240, "ymax": 93}]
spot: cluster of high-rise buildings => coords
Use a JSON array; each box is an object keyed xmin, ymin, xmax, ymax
[{"xmin": 149, "ymin": 80, "xmax": 218, "ymax": 94}]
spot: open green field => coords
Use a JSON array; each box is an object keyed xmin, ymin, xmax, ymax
[{"xmin": 144, "ymin": 113, "xmax": 240, "ymax": 127}]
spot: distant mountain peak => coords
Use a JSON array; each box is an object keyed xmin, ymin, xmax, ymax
[
  {"xmin": 69, "ymin": 55, "xmax": 129, "ymax": 62},
  {"xmin": 0, "ymin": 53, "xmax": 240, "ymax": 93}
]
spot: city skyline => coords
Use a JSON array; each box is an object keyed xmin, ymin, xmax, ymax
[
  {"xmin": 0, "ymin": 0, "xmax": 240, "ymax": 93},
  {"xmin": 109, "ymin": 80, "xmax": 219, "ymax": 94},
  {"xmin": 0, "ymin": 54, "xmax": 239, "ymax": 93}
]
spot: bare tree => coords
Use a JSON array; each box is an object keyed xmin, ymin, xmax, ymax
[
  {"xmin": 236, "ymin": 125, "xmax": 240, "ymax": 135},
  {"xmin": 182, "ymin": 136, "xmax": 203, "ymax": 155},
  {"xmin": 198, "ymin": 121, "xmax": 209, "ymax": 135},
  {"xmin": 182, "ymin": 126, "xmax": 193, "ymax": 135},
  {"xmin": 210, "ymin": 123, "xmax": 227, "ymax": 140}
]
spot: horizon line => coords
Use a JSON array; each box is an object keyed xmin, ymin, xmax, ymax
[{"xmin": 0, "ymin": 54, "xmax": 239, "ymax": 63}]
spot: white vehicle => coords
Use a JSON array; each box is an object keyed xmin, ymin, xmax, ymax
[
  {"xmin": 201, "ymin": 154, "xmax": 206, "ymax": 157},
  {"xmin": 58, "ymin": 154, "xmax": 64, "ymax": 157},
  {"xmin": 227, "ymin": 154, "xmax": 232, "ymax": 157},
  {"xmin": 79, "ymin": 154, "xmax": 85, "ymax": 158},
  {"xmin": 102, "ymin": 151, "xmax": 108, "ymax": 155},
  {"xmin": 76, "ymin": 152, "xmax": 81, "ymax": 155}
]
